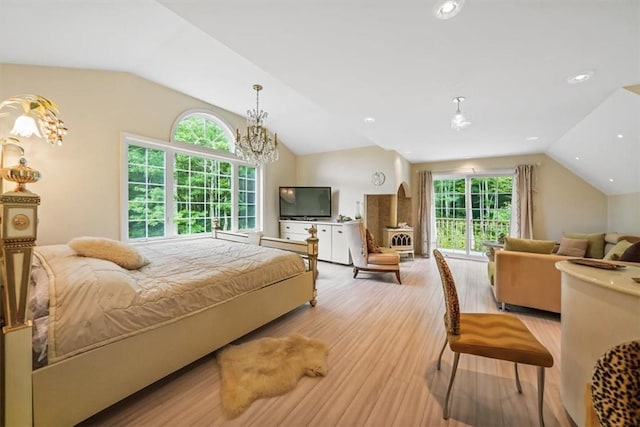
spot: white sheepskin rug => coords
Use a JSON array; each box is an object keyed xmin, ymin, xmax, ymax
[{"xmin": 217, "ymin": 334, "xmax": 329, "ymax": 418}]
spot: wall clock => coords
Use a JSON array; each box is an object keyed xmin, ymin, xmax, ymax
[{"xmin": 371, "ymin": 171, "xmax": 386, "ymax": 186}]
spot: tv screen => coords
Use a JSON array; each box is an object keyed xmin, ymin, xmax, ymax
[{"xmin": 279, "ymin": 187, "xmax": 332, "ymax": 219}]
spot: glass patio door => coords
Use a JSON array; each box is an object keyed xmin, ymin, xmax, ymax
[{"xmin": 434, "ymin": 175, "xmax": 513, "ymax": 257}]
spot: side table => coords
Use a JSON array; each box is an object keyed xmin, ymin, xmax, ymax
[{"xmin": 482, "ymin": 241, "xmax": 504, "ymax": 261}]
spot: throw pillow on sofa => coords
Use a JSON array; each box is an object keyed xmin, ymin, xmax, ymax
[
  {"xmin": 619, "ymin": 241, "xmax": 640, "ymax": 263},
  {"xmin": 556, "ymin": 237, "xmax": 589, "ymax": 257},
  {"xmin": 563, "ymin": 232, "xmax": 605, "ymax": 259},
  {"xmin": 503, "ymin": 237, "xmax": 556, "ymax": 254},
  {"xmin": 603, "ymin": 240, "xmax": 633, "ymax": 261}
]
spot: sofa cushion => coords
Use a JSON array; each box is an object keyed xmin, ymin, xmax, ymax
[
  {"xmin": 503, "ymin": 237, "xmax": 556, "ymax": 254},
  {"xmin": 604, "ymin": 240, "xmax": 633, "ymax": 261},
  {"xmin": 619, "ymin": 241, "xmax": 640, "ymax": 263},
  {"xmin": 556, "ymin": 237, "xmax": 589, "ymax": 257},
  {"xmin": 563, "ymin": 232, "xmax": 605, "ymax": 259}
]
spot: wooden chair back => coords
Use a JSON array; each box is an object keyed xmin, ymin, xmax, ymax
[{"xmin": 433, "ymin": 249, "xmax": 460, "ymax": 336}]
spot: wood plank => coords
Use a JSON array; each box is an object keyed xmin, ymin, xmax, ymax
[{"xmin": 80, "ymin": 255, "xmax": 571, "ymax": 427}]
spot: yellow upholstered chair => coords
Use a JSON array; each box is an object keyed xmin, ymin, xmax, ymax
[
  {"xmin": 432, "ymin": 249, "xmax": 554, "ymax": 427},
  {"xmin": 343, "ymin": 221, "xmax": 401, "ymax": 284}
]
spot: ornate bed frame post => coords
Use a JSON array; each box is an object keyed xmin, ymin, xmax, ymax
[
  {"xmin": 306, "ymin": 226, "xmax": 319, "ymax": 306},
  {"xmin": 0, "ymin": 190, "xmax": 40, "ymax": 427}
]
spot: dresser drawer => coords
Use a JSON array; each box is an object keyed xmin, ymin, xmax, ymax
[
  {"xmin": 280, "ymin": 221, "xmax": 314, "ymax": 235},
  {"xmin": 281, "ymin": 232, "xmax": 308, "ymax": 242}
]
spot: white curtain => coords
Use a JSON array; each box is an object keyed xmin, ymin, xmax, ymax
[
  {"xmin": 417, "ymin": 170, "xmax": 434, "ymax": 257},
  {"xmin": 510, "ymin": 164, "xmax": 534, "ymax": 238}
]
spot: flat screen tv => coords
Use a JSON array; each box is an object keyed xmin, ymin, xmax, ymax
[{"xmin": 279, "ymin": 186, "xmax": 332, "ymax": 219}]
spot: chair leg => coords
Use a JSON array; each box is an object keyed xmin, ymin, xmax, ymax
[
  {"xmin": 443, "ymin": 352, "xmax": 460, "ymax": 420},
  {"xmin": 437, "ymin": 337, "xmax": 448, "ymax": 370},
  {"xmin": 537, "ymin": 367, "xmax": 546, "ymax": 427},
  {"xmin": 501, "ymin": 302, "xmax": 506, "ymax": 311},
  {"xmin": 353, "ymin": 267, "xmax": 359, "ymax": 279},
  {"xmin": 514, "ymin": 363, "xmax": 523, "ymax": 394},
  {"xmin": 395, "ymin": 270, "xmax": 402, "ymax": 284}
]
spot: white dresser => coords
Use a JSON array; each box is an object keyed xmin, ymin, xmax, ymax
[{"xmin": 279, "ymin": 220, "xmax": 351, "ymax": 264}]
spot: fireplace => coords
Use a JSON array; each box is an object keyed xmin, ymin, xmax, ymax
[{"xmin": 382, "ymin": 227, "xmax": 415, "ymax": 260}]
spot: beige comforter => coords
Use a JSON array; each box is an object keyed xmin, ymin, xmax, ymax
[{"xmin": 34, "ymin": 238, "xmax": 306, "ymax": 364}]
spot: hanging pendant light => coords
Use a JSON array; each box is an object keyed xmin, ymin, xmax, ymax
[
  {"xmin": 235, "ymin": 84, "xmax": 279, "ymax": 165},
  {"xmin": 451, "ymin": 96, "xmax": 471, "ymax": 131},
  {"xmin": 434, "ymin": 0, "xmax": 466, "ymax": 20}
]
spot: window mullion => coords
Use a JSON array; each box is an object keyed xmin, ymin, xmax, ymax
[
  {"xmin": 166, "ymin": 147, "xmax": 176, "ymax": 237},
  {"xmin": 230, "ymin": 163, "xmax": 236, "ymax": 231}
]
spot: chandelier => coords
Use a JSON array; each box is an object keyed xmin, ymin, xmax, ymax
[
  {"xmin": 235, "ymin": 84, "xmax": 279, "ymax": 165},
  {"xmin": 451, "ymin": 96, "xmax": 471, "ymax": 131}
]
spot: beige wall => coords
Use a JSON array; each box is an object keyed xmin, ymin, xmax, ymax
[
  {"xmin": 296, "ymin": 146, "xmax": 410, "ymax": 221},
  {"xmin": 0, "ymin": 63, "xmax": 295, "ymax": 244},
  {"xmin": 410, "ymin": 153, "xmax": 608, "ymax": 240},
  {"xmin": 607, "ymin": 193, "xmax": 640, "ymax": 235}
]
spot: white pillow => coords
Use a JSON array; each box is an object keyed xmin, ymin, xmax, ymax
[{"xmin": 68, "ymin": 237, "xmax": 149, "ymax": 270}]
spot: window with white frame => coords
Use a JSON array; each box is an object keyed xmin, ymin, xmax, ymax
[{"xmin": 123, "ymin": 111, "xmax": 259, "ymax": 240}]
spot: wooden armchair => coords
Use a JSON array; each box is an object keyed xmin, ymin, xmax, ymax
[
  {"xmin": 433, "ymin": 249, "xmax": 554, "ymax": 426},
  {"xmin": 343, "ymin": 221, "xmax": 401, "ymax": 284}
]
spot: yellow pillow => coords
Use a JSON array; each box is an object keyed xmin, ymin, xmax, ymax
[
  {"xmin": 68, "ymin": 237, "xmax": 149, "ymax": 270},
  {"xmin": 503, "ymin": 237, "xmax": 556, "ymax": 254},
  {"xmin": 603, "ymin": 240, "xmax": 632, "ymax": 261}
]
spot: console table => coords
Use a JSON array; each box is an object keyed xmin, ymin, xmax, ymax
[
  {"xmin": 556, "ymin": 260, "xmax": 640, "ymax": 427},
  {"xmin": 481, "ymin": 240, "xmax": 504, "ymax": 261}
]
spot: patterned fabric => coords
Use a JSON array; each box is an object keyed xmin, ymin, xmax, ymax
[
  {"xmin": 365, "ymin": 229, "xmax": 382, "ymax": 253},
  {"xmin": 591, "ymin": 340, "xmax": 640, "ymax": 427},
  {"xmin": 433, "ymin": 249, "xmax": 460, "ymax": 335}
]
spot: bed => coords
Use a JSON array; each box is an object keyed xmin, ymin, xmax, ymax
[{"xmin": 3, "ymin": 227, "xmax": 318, "ymax": 427}]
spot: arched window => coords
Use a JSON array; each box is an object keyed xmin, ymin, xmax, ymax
[
  {"xmin": 122, "ymin": 110, "xmax": 259, "ymax": 240},
  {"xmin": 172, "ymin": 112, "xmax": 233, "ymax": 152}
]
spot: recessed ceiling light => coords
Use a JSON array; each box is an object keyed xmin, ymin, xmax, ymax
[
  {"xmin": 363, "ymin": 117, "xmax": 376, "ymax": 124},
  {"xmin": 567, "ymin": 70, "xmax": 594, "ymax": 84},
  {"xmin": 434, "ymin": 0, "xmax": 465, "ymax": 20},
  {"xmin": 575, "ymin": 156, "xmax": 580, "ymax": 160},
  {"xmin": 616, "ymin": 134, "xmax": 624, "ymax": 139},
  {"xmin": 526, "ymin": 136, "xmax": 539, "ymax": 141},
  {"xmin": 609, "ymin": 178, "xmax": 614, "ymax": 183}
]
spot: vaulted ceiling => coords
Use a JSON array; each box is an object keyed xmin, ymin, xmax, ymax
[{"xmin": 1, "ymin": 0, "xmax": 638, "ymax": 195}]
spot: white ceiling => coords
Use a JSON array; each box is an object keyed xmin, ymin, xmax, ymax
[{"xmin": 1, "ymin": 0, "xmax": 638, "ymax": 195}]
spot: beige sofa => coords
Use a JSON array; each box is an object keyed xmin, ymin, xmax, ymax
[{"xmin": 490, "ymin": 233, "xmax": 640, "ymax": 313}]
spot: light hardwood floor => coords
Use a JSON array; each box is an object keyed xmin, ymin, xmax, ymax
[{"xmin": 81, "ymin": 255, "xmax": 574, "ymax": 427}]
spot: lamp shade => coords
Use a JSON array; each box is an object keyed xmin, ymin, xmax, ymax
[{"xmin": 10, "ymin": 114, "xmax": 42, "ymax": 138}]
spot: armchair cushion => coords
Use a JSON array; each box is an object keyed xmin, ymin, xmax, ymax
[
  {"xmin": 365, "ymin": 229, "xmax": 382, "ymax": 253},
  {"xmin": 368, "ymin": 251, "xmax": 400, "ymax": 265}
]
